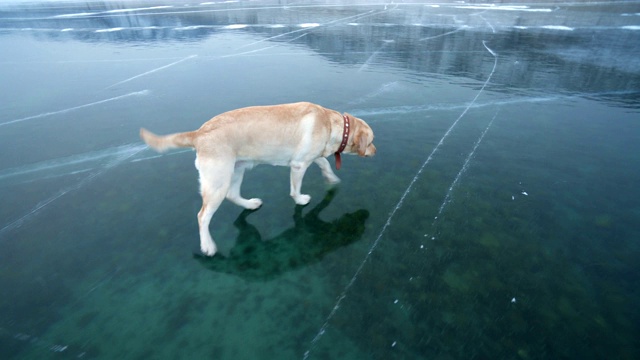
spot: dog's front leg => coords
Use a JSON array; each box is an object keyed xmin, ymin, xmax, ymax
[
  {"xmin": 290, "ymin": 161, "xmax": 311, "ymax": 205},
  {"xmin": 314, "ymin": 157, "xmax": 340, "ymax": 185}
]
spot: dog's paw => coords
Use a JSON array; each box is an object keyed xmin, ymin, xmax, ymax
[
  {"xmin": 200, "ymin": 240, "xmax": 217, "ymax": 257},
  {"xmin": 293, "ymin": 194, "xmax": 311, "ymax": 206},
  {"xmin": 326, "ymin": 175, "xmax": 341, "ymax": 185},
  {"xmin": 245, "ymin": 198, "xmax": 263, "ymax": 210},
  {"xmin": 228, "ymin": 196, "xmax": 263, "ymax": 210}
]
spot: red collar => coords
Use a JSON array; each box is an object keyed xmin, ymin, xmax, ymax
[{"xmin": 334, "ymin": 114, "xmax": 350, "ymax": 170}]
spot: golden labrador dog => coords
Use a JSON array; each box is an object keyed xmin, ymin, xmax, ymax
[{"xmin": 140, "ymin": 102, "xmax": 376, "ymax": 256}]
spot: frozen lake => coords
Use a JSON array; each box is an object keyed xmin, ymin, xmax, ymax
[{"xmin": 1, "ymin": 0, "xmax": 639, "ymax": 358}]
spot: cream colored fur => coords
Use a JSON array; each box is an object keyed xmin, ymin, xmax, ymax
[{"xmin": 140, "ymin": 102, "xmax": 376, "ymax": 256}]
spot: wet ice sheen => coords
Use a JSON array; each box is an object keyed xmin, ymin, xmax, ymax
[{"xmin": 0, "ymin": 1, "xmax": 639, "ymax": 359}]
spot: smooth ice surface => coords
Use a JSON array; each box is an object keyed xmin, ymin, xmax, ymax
[{"xmin": 1, "ymin": 1, "xmax": 639, "ymax": 359}]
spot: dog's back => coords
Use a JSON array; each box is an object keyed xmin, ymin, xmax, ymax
[{"xmin": 141, "ymin": 102, "xmax": 334, "ymax": 162}]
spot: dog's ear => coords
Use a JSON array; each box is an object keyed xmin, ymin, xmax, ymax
[
  {"xmin": 356, "ymin": 129, "xmax": 368, "ymax": 157},
  {"xmin": 343, "ymin": 113, "xmax": 367, "ymax": 157},
  {"xmin": 344, "ymin": 114, "xmax": 368, "ymax": 157}
]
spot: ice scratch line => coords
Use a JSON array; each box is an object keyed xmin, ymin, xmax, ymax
[
  {"xmin": 234, "ymin": 24, "xmax": 317, "ymax": 50},
  {"xmin": 220, "ymin": 33, "xmax": 309, "ymax": 58},
  {"xmin": 0, "ymin": 144, "xmax": 148, "ymax": 181},
  {"xmin": 0, "ymin": 57, "xmax": 186, "ymax": 65},
  {"xmin": 0, "ymin": 147, "xmax": 192, "ymax": 186},
  {"xmin": 303, "ymin": 40, "xmax": 498, "ymax": 359},
  {"xmin": 435, "ymin": 109, "xmax": 499, "ymax": 220},
  {"xmin": 420, "ymin": 27, "xmax": 467, "ymax": 41},
  {"xmin": 0, "ymin": 90, "xmax": 149, "ymax": 127},
  {"xmin": 84, "ymin": 267, "xmax": 121, "ymax": 296},
  {"xmin": 350, "ymin": 97, "xmax": 551, "ymax": 117},
  {"xmin": 1, "ymin": 327, "xmax": 74, "ymax": 357},
  {"xmin": 352, "ymin": 88, "xmax": 640, "ymax": 118},
  {"xmin": 6, "ymin": 168, "xmax": 93, "ymax": 186},
  {"xmin": 0, "ymin": 144, "xmax": 145, "ymax": 239},
  {"xmin": 106, "ymin": 55, "xmax": 197, "ymax": 88},
  {"xmin": 236, "ymin": 7, "xmax": 391, "ymax": 50},
  {"xmin": 358, "ymin": 42, "xmax": 390, "ymax": 72},
  {"xmin": 33, "ymin": 4, "xmax": 390, "ymax": 21},
  {"xmin": 129, "ymin": 148, "xmax": 192, "ymax": 163},
  {"xmin": 347, "ymin": 81, "xmax": 399, "ymax": 105},
  {"xmin": 477, "ymin": 14, "xmax": 496, "ymax": 33},
  {"xmin": 51, "ymin": 5, "xmax": 172, "ymax": 18}
]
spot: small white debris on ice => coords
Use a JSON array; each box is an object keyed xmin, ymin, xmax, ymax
[
  {"xmin": 511, "ymin": 297, "xmax": 517, "ymax": 303},
  {"xmin": 521, "ymin": 191, "xmax": 528, "ymax": 196},
  {"xmin": 392, "ymin": 341, "xmax": 397, "ymax": 347},
  {"xmin": 51, "ymin": 345, "xmax": 68, "ymax": 352}
]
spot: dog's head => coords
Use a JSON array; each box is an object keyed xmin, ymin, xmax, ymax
[{"xmin": 345, "ymin": 113, "xmax": 376, "ymax": 157}]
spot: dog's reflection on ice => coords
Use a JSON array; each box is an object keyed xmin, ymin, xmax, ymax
[{"xmin": 194, "ymin": 189, "xmax": 369, "ymax": 281}]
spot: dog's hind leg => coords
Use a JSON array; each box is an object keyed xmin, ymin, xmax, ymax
[
  {"xmin": 290, "ymin": 161, "xmax": 312, "ymax": 205},
  {"xmin": 196, "ymin": 157, "xmax": 234, "ymax": 256},
  {"xmin": 226, "ymin": 161, "xmax": 262, "ymax": 210},
  {"xmin": 314, "ymin": 157, "xmax": 341, "ymax": 185}
]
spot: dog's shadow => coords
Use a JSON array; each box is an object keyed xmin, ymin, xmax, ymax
[{"xmin": 194, "ymin": 189, "xmax": 369, "ymax": 281}]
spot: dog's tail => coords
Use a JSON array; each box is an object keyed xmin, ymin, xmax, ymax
[{"xmin": 140, "ymin": 128, "xmax": 196, "ymax": 153}]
